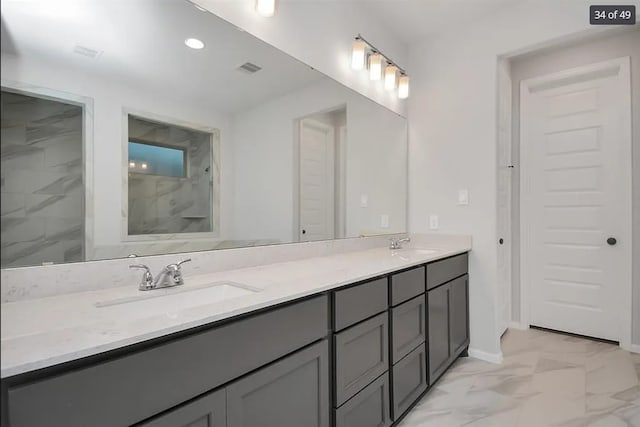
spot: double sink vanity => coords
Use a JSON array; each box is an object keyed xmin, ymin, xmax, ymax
[{"xmin": 1, "ymin": 238, "xmax": 470, "ymax": 427}]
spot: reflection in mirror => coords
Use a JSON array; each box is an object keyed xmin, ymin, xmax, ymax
[{"xmin": 0, "ymin": 0, "xmax": 408, "ymax": 268}]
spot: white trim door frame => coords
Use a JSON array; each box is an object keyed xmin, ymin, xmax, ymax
[{"xmin": 520, "ymin": 57, "xmax": 632, "ymax": 350}]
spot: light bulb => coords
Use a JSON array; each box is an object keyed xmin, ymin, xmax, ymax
[
  {"xmin": 255, "ymin": 0, "xmax": 276, "ymax": 17},
  {"xmin": 141, "ymin": 163, "xmax": 148, "ymax": 170},
  {"xmin": 351, "ymin": 40, "xmax": 366, "ymax": 70},
  {"xmin": 398, "ymin": 75, "xmax": 410, "ymax": 99},
  {"xmin": 369, "ymin": 54, "xmax": 383, "ymax": 81},
  {"xmin": 129, "ymin": 161, "xmax": 136, "ymax": 168},
  {"xmin": 384, "ymin": 65, "xmax": 398, "ymax": 90}
]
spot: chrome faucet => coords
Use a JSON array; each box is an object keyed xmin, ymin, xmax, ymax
[
  {"xmin": 130, "ymin": 259, "xmax": 192, "ymax": 291},
  {"xmin": 389, "ymin": 237, "xmax": 411, "ymax": 250}
]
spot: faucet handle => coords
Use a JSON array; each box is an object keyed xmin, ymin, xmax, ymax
[{"xmin": 130, "ymin": 264, "xmax": 154, "ymax": 290}]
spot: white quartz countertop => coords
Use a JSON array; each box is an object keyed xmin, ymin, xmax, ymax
[{"xmin": 1, "ymin": 243, "xmax": 469, "ymax": 378}]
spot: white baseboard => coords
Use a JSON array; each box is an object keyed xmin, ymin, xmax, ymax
[
  {"xmin": 468, "ymin": 347, "xmax": 503, "ymax": 364},
  {"xmin": 627, "ymin": 344, "xmax": 640, "ymax": 354},
  {"xmin": 508, "ymin": 322, "xmax": 529, "ymax": 331}
]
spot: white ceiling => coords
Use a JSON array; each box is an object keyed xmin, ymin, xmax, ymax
[
  {"xmin": 358, "ymin": 0, "xmax": 518, "ymax": 42},
  {"xmin": 0, "ymin": 0, "xmax": 323, "ymax": 114}
]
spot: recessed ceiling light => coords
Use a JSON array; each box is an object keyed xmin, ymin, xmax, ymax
[{"xmin": 185, "ymin": 38, "xmax": 204, "ymax": 50}]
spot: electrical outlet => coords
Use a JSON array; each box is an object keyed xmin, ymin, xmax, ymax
[
  {"xmin": 429, "ymin": 215, "xmax": 439, "ymax": 230},
  {"xmin": 458, "ymin": 189, "xmax": 469, "ymax": 205},
  {"xmin": 360, "ymin": 194, "xmax": 368, "ymax": 208},
  {"xmin": 381, "ymin": 214, "xmax": 389, "ymax": 228}
]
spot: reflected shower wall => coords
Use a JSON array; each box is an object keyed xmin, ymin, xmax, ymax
[
  {"xmin": 0, "ymin": 90, "xmax": 84, "ymax": 268},
  {"xmin": 127, "ymin": 115, "xmax": 213, "ymax": 235}
]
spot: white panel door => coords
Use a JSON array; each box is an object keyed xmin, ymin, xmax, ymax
[
  {"xmin": 298, "ymin": 119, "xmax": 335, "ymax": 242},
  {"xmin": 521, "ymin": 58, "xmax": 632, "ymax": 342}
]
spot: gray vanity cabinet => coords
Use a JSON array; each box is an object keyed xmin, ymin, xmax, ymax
[
  {"xmin": 139, "ymin": 389, "xmax": 226, "ymax": 427},
  {"xmin": 227, "ymin": 339, "xmax": 329, "ymax": 427}
]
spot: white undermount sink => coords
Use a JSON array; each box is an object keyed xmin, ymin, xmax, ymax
[{"xmin": 94, "ymin": 281, "xmax": 261, "ymax": 310}]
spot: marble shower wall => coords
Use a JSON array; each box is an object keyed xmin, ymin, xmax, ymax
[
  {"xmin": 0, "ymin": 91, "xmax": 84, "ymax": 268},
  {"xmin": 127, "ymin": 115, "xmax": 213, "ymax": 235}
]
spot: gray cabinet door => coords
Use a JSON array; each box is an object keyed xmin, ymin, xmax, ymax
[
  {"xmin": 449, "ymin": 275, "xmax": 469, "ymax": 357},
  {"xmin": 391, "ymin": 295, "xmax": 426, "ymax": 363},
  {"xmin": 391, "ymin": 344, "xmax": 428, "ymax": 420},
  {"xmin": 227, "ymin": 339, "xmax": 329, "ymax": 427},
  {"xmin": 139, "ymin": 388, "xmax": 226, "ymax": 427},
  {"xmin": 427, "ymin": 284, "xmax": 450, "ymax": 383},
  {"xmin": 335, "ymin": 373, "xmax": 391, "ymax": 427},
  {"xmin": 334, "ymin": 313, "xmax": 389, "ymax": 406}
]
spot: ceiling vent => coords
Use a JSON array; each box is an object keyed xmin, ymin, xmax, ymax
[
  {"xmin": 73, "ymin": 45, "xmax": 103, "ymax": 59},
  {"xmin": 237, "ymin": 62, "xmax": 262, "ymax": 74}
]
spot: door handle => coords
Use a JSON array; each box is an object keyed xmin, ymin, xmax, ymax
[{"xmin": 607, "ymin": 237, "xmax": 617, "ymax": 246}]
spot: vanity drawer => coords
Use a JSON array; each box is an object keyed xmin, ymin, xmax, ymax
[
  {"xmin": 334, "ymin": 312, "xmax": 389, "ymax": 406},
  {"xmin": 426, "ymin": 253, "xmax": 468, "ymax": 290},
  {"xmin": 391, "ymin": 344, "xmax": 428, "ymax": 420},
  {"xmin": 335, "ymin": 373, "xmax": 391, "ymax": 427},
  {"xmin": 334, "ymin": 277, "xmax": 388, "ymax": 331},
  {"xmin": 391, "ymin": 295, "xmax": 426, "ymax": 363},
  {"xmin": 390, "ymin": 266, "xmax": 425, "ymax": 306},
  {"xmin": 7, "ymin": 295, "xmax": 329, "ymax": 427}
]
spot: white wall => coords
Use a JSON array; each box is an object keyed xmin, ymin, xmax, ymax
[
  {"xmin": 231, "ymin": 78, "xmax": 407, "ymax": 242},
  {"xmin": 407, "ymin": 0, "xmax": 640, "ymax": 357},
  {"xmin": 193, "ymin": 0, "xmax": 408, "ymax": 117},
  {"xmin": 1, "ymin": 53, "xmax": 236, "ymax": 255},
  {"xmin": 509, "ymin": 29, "xmax": 640, "ymax": 345}
]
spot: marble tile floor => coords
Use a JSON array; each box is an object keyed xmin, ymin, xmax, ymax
[{"xmin": 400, "ymin": 328, "xmax": 640, "ymax": 427}]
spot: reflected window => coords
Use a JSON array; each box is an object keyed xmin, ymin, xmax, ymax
[
  {"xmin": 127, "ymin": 114, "xmax": 215, "ymax": 236},
  {"xmin": 128, "ymin": 141, "xmax": 186, "ymax": 178}
]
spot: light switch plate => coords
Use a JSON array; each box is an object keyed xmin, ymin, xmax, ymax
[
  {"xmin": 360, "ymin": 194, "xmax": 368, "ymax": 208},
  {"xmin": 458, "ymin": 189, "xmax": 469, "ymax": 205},
  {"xmin": 429, "ymin": 215, "xmax": 439, "ymax": 230},
  {"xmin": 380, "ymin": 214, "xmax": 389, "ymax": 228}
]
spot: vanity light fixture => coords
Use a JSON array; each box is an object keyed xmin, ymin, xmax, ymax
[
  {"xmin": 129, "ymin": 161, "xmax": 136, "ymax": 168},
  {"xmin": 350, "ymin": 34, "xmax": 409, "ymax": 99},
  {"xmin": 368, "ymin": 53, "xmax": 383, "ymax": 81},
  {"xmin": 398, "ymin": 75, "xmax": 410, "ymax": 99},
  {"xmin": 351, "ymin": 39, "xmax": 367, "ymax": 70},
  {"xmin": 255, "ymin": 0, "xmax": 276, "ymax": 17},
  {"xmin": 384, "ymin": 64, "xmax": 398, "ymax": 90},
  {"xmin": 141, "ymin": 162, "xmax": 148, "ymax": 170},
  {"xmin": 184, "ymin": 38, "xmax": 205, "ymax": 50}
]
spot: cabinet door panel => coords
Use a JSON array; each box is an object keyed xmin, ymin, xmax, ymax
[
  {"xmin": 139, "ymin": 389, "xmax": 225, "ymax": 427},
  {"xmin": 392, "ymin": 344, "xmax": 428, "ymax": 420},
  {"xmin": 335, "ymin": 373, "xmax": 391, "ymax": 427},
  {"xmin": 391, "ymin": 295, "xmax": 426, "ymax": 363},
  {"xmin": 449, "ymin": 275, "xmax": 470, "ymax": 357},
  {"xmin": 427, "ymin": 284, "xmax": 450, "ymax": 383},
  {"xmin": 334, "ymin": 313, "xmax": 389, "ymax": 406},
  {"xmin": 227, "ymin": 340, "xmax": 329, "ymax": 427}
]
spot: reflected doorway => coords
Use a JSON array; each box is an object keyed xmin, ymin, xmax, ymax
[{"xmin": 295, "ymin": 107, "xmax": 346, "ymax": 242}]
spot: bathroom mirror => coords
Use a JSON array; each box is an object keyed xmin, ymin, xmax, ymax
[{"xmin": 0, "ymin": 0, "xmax": 408, "ymax": 268}]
